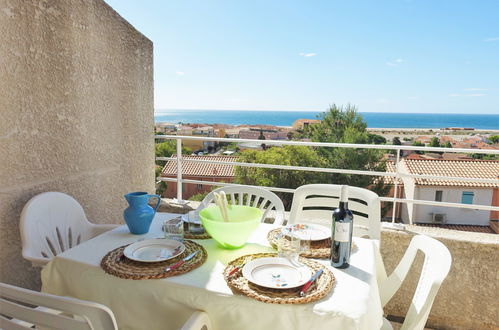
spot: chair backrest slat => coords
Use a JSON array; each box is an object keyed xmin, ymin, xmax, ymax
[
  {"xmin": 289, "ymin": 184, "xmax": 381, "ymax": 240},
  {"xmin": 0, "ymin": 298, "xmax": 90, "ymax": 330},
  {"xmin": 0, "ymin": 282, "xmax": 118, "ymax": 330},
  {"xmin": 199, "ymin": 185, "xmax": 285, "ymax": 225},
  {"xmin": 0, "ymin": 314, "xmax": 33, "ymax": 330}
]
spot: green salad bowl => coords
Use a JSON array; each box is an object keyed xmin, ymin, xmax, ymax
[{"xmin": 199, "ymin": 205, "xmax": 263, "ymax": 249}]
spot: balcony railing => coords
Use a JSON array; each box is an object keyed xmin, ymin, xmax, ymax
[{"xmin": 155, "ymin": 135, "xmax": 499, "ymax": 225}]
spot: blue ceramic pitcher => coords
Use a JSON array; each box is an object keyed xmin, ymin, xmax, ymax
[{"xmin": 123, "ymin": 192, "xmax": 161, "ymax": 235}]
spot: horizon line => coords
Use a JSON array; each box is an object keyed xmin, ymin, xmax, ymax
[{"xmin": 154, "ymin": 109, "xmax": 499, "ymax": 115}]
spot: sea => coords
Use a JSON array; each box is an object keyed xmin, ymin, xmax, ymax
[{"xmin": 154, "ymin": 110, "xmax": 499, "ymax": 130}]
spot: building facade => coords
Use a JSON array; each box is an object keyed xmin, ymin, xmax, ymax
[{"xmin": 398, "ymin": 159, "xmax": 499, "ymax": 226}]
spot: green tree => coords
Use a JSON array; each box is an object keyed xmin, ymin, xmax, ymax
[
  {"xmin": 368, "ymin": 134, "xmax": 386, "ymax": 145},
  {"xmin": 235, "ymin": 146, "xmax": 327, "ymax": 209},
  {"xmin": 443, "ymin": 141, "xmax": 452, "ymax": 148},
  {"xmin": 235, "ymin": 104, "xmax": 390, "ymax": 209},
  {"xmin": 412, "ymin": 141, "xmax": 425, "ymax": 154},
  {"xmin": 306, "ymin": 105, "xmax": 389, "ymax": 198},
  {"xmin": 470, "ymin": 153, "xmax": 499, "ymax": 160},
  {"xmin": 489, "ymin": 135, "xmax": 499, "ymax": 144},
  {"xmin": 391, "ymin": 137, "xmax": 403, "ymax": 156},
  {"xmin": 392, "ymin": 137, "xmax": 402, "ymax": 145},
  {"xmin": 429, "ymin": 137, "xmax": 440, "ymax": 148},
  {"xmin": 155, "ymin": 165, "xmax": 167, "ymax": 196},
  {"xmin": 155, "ymin": 141, "xmax": 192, "ymax": 166}
]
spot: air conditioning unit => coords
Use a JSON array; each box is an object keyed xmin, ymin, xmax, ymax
[{"xmin": 432, "ymin": 213, "xmax": 447, "ymax": 223}]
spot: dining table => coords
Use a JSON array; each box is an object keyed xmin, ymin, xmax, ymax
[{"xmin": 41, "ymin": 212, "xmax": 384, "ymax": 330}]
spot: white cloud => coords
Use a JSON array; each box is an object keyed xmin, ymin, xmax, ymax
[
  {"xmin": 463, "ymin": 88, "xmax": 487, "ymax": 91},
  {"xmin": 483, "ymin": 37, "xmax": 499, "ymax": 42},
  {"xmin": 449, "ymin": 94, "xmax": 460, "ymax": 97},
  {"xmin": 299, "ymin": 52, "xmax": 316, "ymax": 57},
  {"xmin": 467, "ymin": 93, "xmax": 487, "ymax": 97},
  {"xmin": 386, "ymin": 58, "xmax": 405, "ymax": 66},
  {"xmin": 175, "ymin": 71, "xmax": 185, "ymax": 76}
]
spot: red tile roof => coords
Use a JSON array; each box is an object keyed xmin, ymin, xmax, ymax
[
  {"xmin": 415, "ymin": 223, "xmax": 495, "ymax": 234},
  {"xmin": 382, "ymin": 161, "xmax": 402, "ymax": 185},
  {"xmin": 401, "ymin": 159, "xmax": 499, "ymax": 188},
  {"xmin": 161, "ymin": 155, "xmax": 238, "ymax": 177}
]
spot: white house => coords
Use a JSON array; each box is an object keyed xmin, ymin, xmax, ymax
[{"xmin": 398, "ymin": 158, "xmax": 499, "ymax": 226}]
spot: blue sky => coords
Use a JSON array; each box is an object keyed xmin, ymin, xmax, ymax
[{"xmin": 104, "ymin": 0, "xmax": 499, "ymax": 114}]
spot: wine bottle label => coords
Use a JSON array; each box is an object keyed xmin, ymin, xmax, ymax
[{"xmin": 334, "ymin": 222, "xmax": 350, "ymax": 242}]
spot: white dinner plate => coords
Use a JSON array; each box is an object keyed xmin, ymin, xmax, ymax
[
  {"xmin": 282, "ymin": 223, "xmax": 330, "ymax": 241},
  {"xmin": 242, "ymin": 257, "xmax": 312, "ymax": 289},
  {"xmin": 123, "ymin": 239, "xmax": 185, "ymax": 263}
]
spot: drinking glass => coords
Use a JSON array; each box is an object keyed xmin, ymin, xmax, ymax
[
  {"xmin": 163, "ymin": 217, "xmax": 184, "ymax": 242},
  {"xmin": 300, "ymin": 233, "xmax": 311, "ymax": 254},
  {"xmin": 277, "ymin": 227, "xmax": 301, "ymax": 265}
]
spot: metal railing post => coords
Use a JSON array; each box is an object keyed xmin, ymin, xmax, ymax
[
  {"xmin": 391, "ymin": 148, "xmax": 401, "ymax": 223},
  {"xmin": 176, "ymin": 138, "xmax": 183, "ymax": 202}
]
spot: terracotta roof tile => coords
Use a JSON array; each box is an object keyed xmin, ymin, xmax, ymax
[
  {"xmin": 401, "ymin": 159, "xmax": 499, "ymax": 188},
  {"xmin": 382, "ymin": 161, "xmax": 402, "ymax": 184},
  {"xmin": 161, "ymin": 155, "xmax": 238, "ymax": 177}
]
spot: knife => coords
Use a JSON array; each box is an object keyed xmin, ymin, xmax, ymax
[
  {"xmin": 299, "ymin": 269, "xmax": 323, "ymax": 297},
  {"xmin": 165, "ymin": 251, "xmax": 198, "ymax": 272},
  {"xmin": 166, "ymin": 251, "xmax": 199, "ymax": 272}
]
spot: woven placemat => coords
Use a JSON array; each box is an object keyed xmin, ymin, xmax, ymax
[
  {"xmin": 267, "ymin": 228, "xmax": 357, "ymax": 259},
  {"xmin": 184, "ymin": 232, "xmax": 211, "ymax": 239},
  {"xmin": 101, "ymin": 240, "xmax": 207, "ymax": 280},
  {"xmin": 224, "ymin": 253, "xmax": 335, "ymax": 304}
]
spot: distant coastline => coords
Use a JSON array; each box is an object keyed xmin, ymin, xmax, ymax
[{"xmin": 154, "ymin": 110, "xmax": 499, "ymax": 130}]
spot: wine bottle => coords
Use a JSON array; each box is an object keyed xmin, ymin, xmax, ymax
[{"xmin": 331, "ymin": 185, "xmax": 353, "ymax": 268}]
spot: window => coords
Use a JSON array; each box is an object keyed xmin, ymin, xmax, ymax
[
  {"xmin": 196, "ymin": 184, "xmax": 203, "ymax": 190},
  {"xmin": 435, "ymin": 190, "xmax": 443, "ymax": 202},
  {"xmin": 461, "ymin": 191, "xmax": 474, "ymax": 204}
]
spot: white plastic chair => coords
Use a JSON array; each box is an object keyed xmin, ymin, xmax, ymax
[
  {"xmin": 181, "ymin": 311, "xmax": 212, "ymax": 330},
  {"xmin": 288, "ymin": 184, "xmax": 381, "ymax": 240},
  {"xmin": 0, "ymin": 282, "xmax": 118, "ymax": 330},
  {"xmin": 379, "ymin": 235, "xmax": 452, "ymax": 330},
  {"xmin": 199, "ymin": 185, "xmax": 285, "ymax": 225},
  {"xmin": 20, "ymin": 192, "xmax": 119, "ymax": 267}
]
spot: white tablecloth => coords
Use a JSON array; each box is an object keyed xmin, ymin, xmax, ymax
[{"xmin": 42, "ymin": 213, "xmax": 383, "ymax": 330}]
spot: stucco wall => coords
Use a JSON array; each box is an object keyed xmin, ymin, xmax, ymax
[
  {"xmin": 0, "ymin": 0, "xmax": 154, "ymax": 289},
  {"xmin": 413, "ymin": 187, "xmax": 493, "ymax": 225},
  {"xmin": 381, "ymin": 226, "xmax": 499, "ymax": 330}
]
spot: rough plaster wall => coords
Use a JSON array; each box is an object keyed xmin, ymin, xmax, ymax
[
  {"xmin": 0, "ymin": 0, "xmax": 154, "ymax": 289},
  {"xmin": 381, "ymin": 227, "xmax": 499, "ymax": 329}
]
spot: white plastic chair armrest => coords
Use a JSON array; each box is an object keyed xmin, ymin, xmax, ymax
[
  {"xmin": 181, "ymin": 311, "xmax": 212, "ymax": 330},
  {"xmin": 23, "ymin": 254, "xmax": 50, "ymax": 268},
  {"xmin": 373, "ymin": 240, "xmax": 388, "ymax": 287}
]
